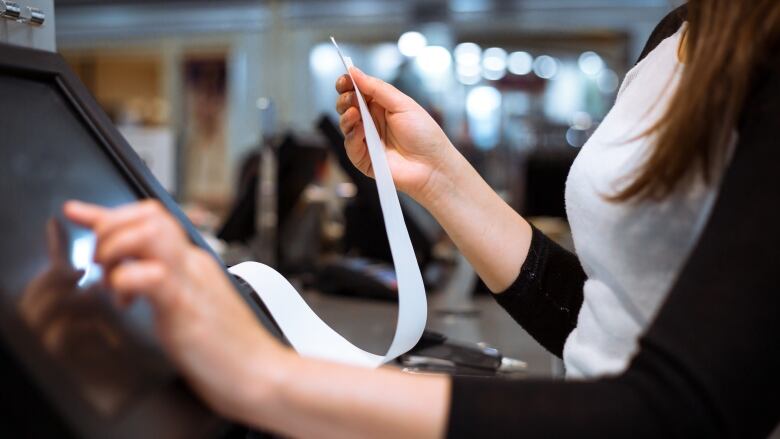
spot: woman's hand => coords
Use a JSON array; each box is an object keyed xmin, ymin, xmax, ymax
[
  {"xmin": 337, "ymin": 68, "xmax": 532, "ymax": 293},
  {"xmin": 63, "ymin": 200, "xmax": 293, "ymax": 425},
  {"xmin": 336, "ymin": 67, "xmax": 457, "ymax": 205},
  {"xmin": 63, "ymin": 200, "xmax": 451, "ymax": 438}
]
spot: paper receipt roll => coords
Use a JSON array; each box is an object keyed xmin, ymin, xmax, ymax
[{"xmin": 228, "ymin": 38, "xmax": 427, "ymax": 368}]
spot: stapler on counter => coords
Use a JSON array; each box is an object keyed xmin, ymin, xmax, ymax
[{"xmin": 399, "ymin": 330, "xmax": 527, "ymax": 377}]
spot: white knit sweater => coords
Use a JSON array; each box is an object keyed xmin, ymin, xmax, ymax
[{"xmin": 562, "ymin": 23, "xmax": 729, "ymax": 378}]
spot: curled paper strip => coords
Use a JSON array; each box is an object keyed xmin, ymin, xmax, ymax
[{"xmin": 228, "ymin": 37, "xmax": 427, "ymax": 368}]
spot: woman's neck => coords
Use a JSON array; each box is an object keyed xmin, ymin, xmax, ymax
[{"xmin": 678, "ymin": 24, "xmax": 689, "ymax": 63}]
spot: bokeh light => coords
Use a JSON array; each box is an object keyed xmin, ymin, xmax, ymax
[
  {"xmin": 309, "ymin": 43, "xmax": 342, "ymax": 75},
  {"xmin": 416, "ymin": 45, "xmax": 452, "ymax": 76},
  {"xmin": 455, "ymin": 42, "xmax": 482, "ymax": 67},
  {"xmin": 578, "ymin": 51, "xmax": 604, "ymax": 76},
  {"xmin": 482, "ymin": 47, "xmax": 508, "ymax": 81},
  {"xmin": 533, "ymin": 55, "xmax": 558, "ymax": 79},
  {"xmin": 597, "ymin": 69, "xmax": 620, "ymax": 93},
  {"xmin": 508, "ymin": 51, "xmax": 533, "ymax": 75},
  {"xmin": 398, "ymin": 31, "xmax": 427, "ymax": 57}
]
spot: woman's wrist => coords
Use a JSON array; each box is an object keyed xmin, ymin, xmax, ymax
[
  {"xmin": 408, "ymin": 139, "xmax": 531, "ymax": 292},
  {"xmin": 414, "ymin": 140, "xmax": 468, "ymax": 213},
  {"xmin": 236, "ymin": 344, "xmax": 300, "ymax": 429}
]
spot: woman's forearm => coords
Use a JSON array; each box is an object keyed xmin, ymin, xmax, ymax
[
  {"xmin": 245, "ymin": 352, "xmax": 450, "ymax": 439},
  {"xmin": 419, "ymin": 143, "xmax": 532, "ymax": 293}
]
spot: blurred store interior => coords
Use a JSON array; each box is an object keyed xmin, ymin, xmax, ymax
[{"xmin": 54, "ymin": 0, "xmax": 684, "ymax": 377}]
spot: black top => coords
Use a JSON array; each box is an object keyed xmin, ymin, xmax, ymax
[{"xmin": 448, "ymin": 5, "xmax": 780, "ymax": 438}]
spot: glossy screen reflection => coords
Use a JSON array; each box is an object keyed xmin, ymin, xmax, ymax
[{"xmin": 0, "ymin": 74, "xmax": 173, "ymax": 419}]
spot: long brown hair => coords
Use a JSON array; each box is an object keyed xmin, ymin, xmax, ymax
[{"xmin": 612, "ymin": 0, "xmax": 780, "ymax": 202}]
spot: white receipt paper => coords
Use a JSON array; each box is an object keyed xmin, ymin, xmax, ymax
[{"xmin": 228, "ymin": 37, "xmax": 427, "ymax": 368}]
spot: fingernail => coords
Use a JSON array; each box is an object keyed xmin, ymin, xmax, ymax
[{"xmin": 63, "ymin": 200, "xmax": 81, "ymax": 212}]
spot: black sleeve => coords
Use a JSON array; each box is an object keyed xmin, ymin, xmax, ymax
[
  {"xmin": 636, "ymin": 4, "xmax": 688, "ymax": 64},
  {"xmin": 447, "ymin": 48, "xmax": 780, "ymax": 439},
  {"xmin": 491, "ymin": 226, "xmax": 586, "ymax": 358}
]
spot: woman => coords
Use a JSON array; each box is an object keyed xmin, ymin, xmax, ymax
[{"xmin": 64, "ymin": 2, "xmax": 780, "ymax": 437}]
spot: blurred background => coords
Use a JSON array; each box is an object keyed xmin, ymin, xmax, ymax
[{"xmin": 54, "ymin": 0, "xmax": 684, "ymax": 377}]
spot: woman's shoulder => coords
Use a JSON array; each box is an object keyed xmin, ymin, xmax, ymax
[{"xmin": 636, "ymin": 4, "xmax": 688, "ymax": 65}]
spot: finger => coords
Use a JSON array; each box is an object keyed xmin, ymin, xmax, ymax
[
  {"xmin": 19, "ymin": 285, "xmax": 65, "ymax": 328},
  {"xmin": 108, "ymin": 261, "xmax": 177, "ymax": 310},
  {"xmin": 349, "ymin": 67, "xmax": 411, "ymax": 113},
  {"xmin": 93, "ymin": 200, "xmax": 167, "ymax": 243},
  {"xmin": 45, "ymin": 218, "xmax": 65, "ymax": 263},
  {"xmin": 63, "ymin": 200, "xmax": 109, "ymax": 229},
  {"xmin": 94, "ymin": 218, "xmax": 169, "ymax": 267},
  {"xmin": 65, "ymin": 199, "xmax": 160, "ymax": 244},
  {"xmin": 339, "ymin": 106, "xmax": 361, "ymax": 135},
  {"xmin": 368, "ymin": 100, "xmax": 387, "ymax": 138},
  {"xmin": 345, "ymin": 121, "xmax": 366, "ymax": 153},
  {"xmin": 336, "ymin": 91, "xmax": 356, "ymax": 115},
  {"xmin": 335, "ymin": 74, "xmax": 355, "ymax": 94},
  {"xmin": 18, "ymin": 267, "xmax": 85, "ymax": 328},
  {"xmin": 345, "ymin": 123, "xmax": 374, "ymax": 178}
]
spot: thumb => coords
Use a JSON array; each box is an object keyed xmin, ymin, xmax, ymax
[{"xmin": 350, "ymin": 67, "xmax": 412, "ymax": 113}]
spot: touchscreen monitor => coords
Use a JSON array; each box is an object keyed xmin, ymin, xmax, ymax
[{"xmin": 0, "ymin": 44, "xmax": 248, "ymax": 438}]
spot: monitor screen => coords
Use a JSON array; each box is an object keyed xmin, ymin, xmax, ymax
[{"xmin": 0, "ymin": 72, "xmax": 221, "ymax": 437}]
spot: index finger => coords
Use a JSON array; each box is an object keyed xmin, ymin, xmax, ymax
[
  {"xmin": 64, "ymin": 200, "xmax": 160, "ymax": 242},
  {"xmin": 63, "ymin": 200, "xmax": 109, "ymax": 229},
  {"xmin": 335, "ymin": 74, "xmax": 355, "ymax": 94}
]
